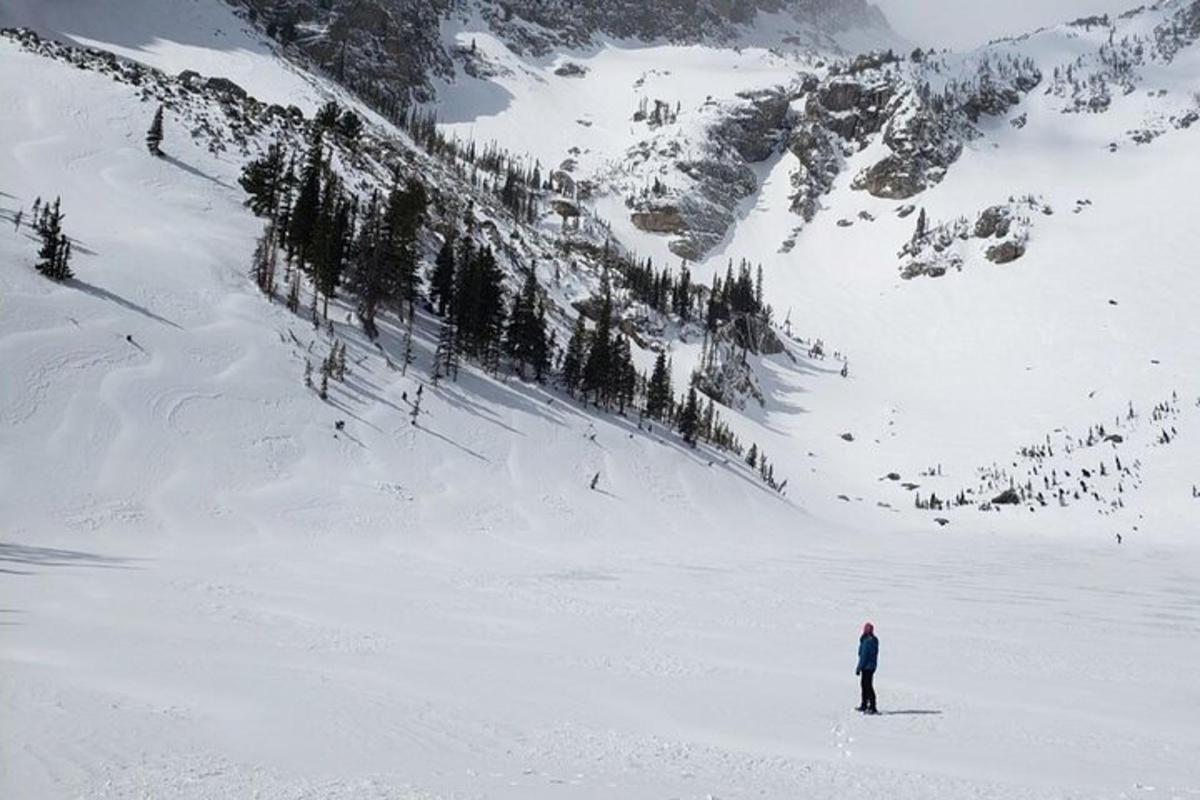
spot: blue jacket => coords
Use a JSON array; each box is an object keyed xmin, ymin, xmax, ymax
[{"xmin": 857, "ymin": 634, "xmax": 879, "ymax": 672}]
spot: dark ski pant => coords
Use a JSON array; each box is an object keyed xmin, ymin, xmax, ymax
[{"xmin": 859, "ymin": 669, "xmax": 877, "ymax": 712}]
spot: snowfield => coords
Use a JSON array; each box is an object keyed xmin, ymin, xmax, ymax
[{"xmin": 2, "ymin": 0, "xmax": 1200, "ymax": 798}]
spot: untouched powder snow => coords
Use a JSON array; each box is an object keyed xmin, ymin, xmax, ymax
[{"xmin": 2, "ymin": 1, "xmax": 1200, "ymax": 797}]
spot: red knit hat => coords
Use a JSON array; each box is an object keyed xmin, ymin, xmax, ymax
[{"xmin": 863, "ymin": 622, "xmax": 874, "ymax": 636}]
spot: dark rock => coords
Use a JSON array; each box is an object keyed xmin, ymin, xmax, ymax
[
  {"xmin": 992, "ymin": 488, "xmax": 1021, "ymax": 505},
  {"xmin": 553, "ymin": 61, "xmax": 587, "ymax": 77},
  {"xmin": 985, "ymin": 241, "xmax": 1025, "ymax": 264},
  {"xmin": 974, "ymin": 206, "xmax": 1012, "ymax": 239},
  {"xmin": 630, "ymin": 205, "xmax": 687, "ymax": 235},
  {"xmin": 205, "ymin": 76, "xmax": 248, "ymax": 99},
  {"xmin": 840, "ymin": 432, "xmax": 855, "ymax": 442}
]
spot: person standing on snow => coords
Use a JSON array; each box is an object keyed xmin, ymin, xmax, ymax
[{"xmin": 856, "ymin": 622, "xmax": 879, "ymax": 714}]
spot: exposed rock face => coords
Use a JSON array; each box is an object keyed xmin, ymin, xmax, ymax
[
  {"xmin": 693, "ymin": 314, "xmax": 787, "ymax": 410},
  {"xmin": 850, "ymin": 97, "xmax": 963, "ymax": 199},
  {"xmin": 626, "ymin": 86, "xmax": 796, "ymax": 260},
  {"xmin": 232, "ymin": 0, "xmax": 893, "ymax": 109},
  {"xmin": 631, "ymin": 206, "xmax": 688, "ymax": 235},
  {"xmin": 234, "ymin": 0, "xmax": 452, "ymax": 108}
]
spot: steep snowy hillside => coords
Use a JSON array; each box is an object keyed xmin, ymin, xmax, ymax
[{"xmin": 2, "ymin": 0, "xmax": 1200, "ymax": 798}]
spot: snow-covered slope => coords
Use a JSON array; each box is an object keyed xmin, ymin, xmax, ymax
[
  {"xmin": 2, "ymin": 0, "xmax": 1200, "ymax": 797},
  {"xmin": 437, "ymin": 0, "xmax": 1200, "ymax": 531}
]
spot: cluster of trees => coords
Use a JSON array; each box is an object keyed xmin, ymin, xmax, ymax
[
  {"xmin": 705, "ymin": 259, "xmax": 767, "ymax": 332},
  {"xmin": 430, "ymin": 235, "xmax": 550, "ymax": 382},
  {"xmin": 403, "ymin": 108, "xmax": 546, "ymax": 225},
  {"xmin": 617, "ymin": 254, "xmax": 694, "ymax": 319},
  {"xmin": 238, "ymin": 112, "xmax": 783, "ymax": 491},
  {"xmin": 242, "ymin": 127, "xmax": 426, "ymax": 337},
  {"xmin": 30, "ymin": 197, "xmax": 73, "ymax": 282}
]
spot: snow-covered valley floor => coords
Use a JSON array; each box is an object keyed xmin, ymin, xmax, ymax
[{"xmin": 6, "ymin": 524, "xmax": 1200, "ymax": 798}]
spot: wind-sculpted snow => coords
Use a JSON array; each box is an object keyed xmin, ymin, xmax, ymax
[{"xmin": 3, "ymin": 0, "xmax": 1200, "ymax": 796}]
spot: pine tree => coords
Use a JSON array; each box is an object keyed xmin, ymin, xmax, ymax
[
  {"xmin": 561, "ymin": 317, "xmax": 588, "ymax": 396},
  {"xmin": 613, "ymin": 335, "xmax": 637, "ymax": 414},
  {"xmin": 348, "ymin": 191, "xmax": 387, "ymax": 338},
  {"xmin": 914, "ymin": 207, "xmax": 927, "ymax": 242},
  {"xmin": 34, "ymin": 197, "xmax": 72, "ymax": 281},
  {"xmin": 146, "ymin": 105, "xmax": 164, "ymax": 157},
  {"xmin": 251, "ymin": 220, "xmax": 279, "ymax": 297},
  {"xmin": 430, "ymin": 236, "xmax": 456, "ymax": 316},
  {"xmin": 336, "ymin": 110, "xmax": 363, "ymax": 144},
  {"xmin": 239, "ymin": 142, "xmax": 286, "ymax": 216},
  {"xmin": 646, "ymin": 352, "xmax": 672, "ymax": 421},
  {"xmin": 581, "ymin": 273, "xmax": 615, "ymax": 406},
  {"xmin": 288, "ymin": 129, "xmax": 324, "ymax": 271},
  {"xmin": 746, "ymin": 443, "xmax": 758, "ymax": 469},
  {"xmin": 433, "ymin": 317, "xmax": 460, "ymax": 383},
  {"xmin": 678, "ymin": 386, "xmax": 701, "ymax": 447},
  {"xmin": 315, "ymin": 100, "xmax": 340, "ymax": 129},
  {"xmin": 505, "ymin": 268, "xmax": 549, "ymax": 381},
  {"xmin": 313, "ymin": 176, "xmax": 349, "ymax": 318},
  {"xmin": 384, "ymin": 177, "xmax": 428, "ymax": 316}
]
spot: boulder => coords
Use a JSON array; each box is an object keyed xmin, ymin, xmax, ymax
[
  {"xmin": 974, "ymin": 205, "xmax": 1012, "ymax": 238},
  {"xmin": 992, "ymin": 488, "xmax": 1021, "ymax": 505},
  {"xmin": 205, "ymin": 76, "xmax": 247, "ymax": 100},
  {"xmin": 986, "ymin": 240, "xmax": 1026, "ymax": 264}
]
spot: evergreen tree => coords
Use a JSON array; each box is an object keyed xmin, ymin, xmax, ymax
[
  {"xmin": 34, "ymin": 197, "xmax": 72, "ymax": 281},
  {"xmin": 288, "ymin": 129, "xmax": 324, "ymax": 271},
  {"xmin": 314, "ymin": 184, "xmax": 350, "ymax": 318},
  {"xmin": 678, "ymin": 386, "xmax": 701, "ymax": 446},
  {"xmin": 581, "ymin": 273, "xmax": 615, "ymax": 406},
  {"xmin": 146, "ymin": 105, "xmax": 164, "ymax": 157},
  {"xmin": 336, "ymin": 110, "xmax": 363, "ymax": 144},
  {"xmin": 315, "ymin": 100, "xmax": 340, "ymax": 129},
  {"xmin": 251, "ymin": 220, "xmax": 279, "ymax": 296},
  {"xmin": 505, "ymin": 269, "xmax": 550, "ymax": 381},
  {"xmin": 348, "ymin": 191, "xmax": 387, "ymax": 337},
  {"xmin": 429, "ymin": 235, "xmax": 456, "ymax": 316},
  {"xmin": 384, "ymin": 177, "xmax": 428, "ymax": 315},
  {"xmin": 433, "ymin": 317, "xmax": 460, "ymax": 383},
  {"xmin": 645, "ymin": 352, "xmax": 673, "ymax": 421},
  {"xmin": 560, "ymin": 317, "xmax": 588, "ymax": 396},
  {"xmin": 239, "ymin": 142, "xmax": 286, "ymax": 216},
  {"xmin": 454, "ymin": 243, "xmax": 506, "ymax": 363},
  {"xmin": 612, "ymin": 336, "xmax": 637, "ymax": 414}
]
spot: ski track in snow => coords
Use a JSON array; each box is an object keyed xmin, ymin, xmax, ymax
[{"xmin": 1, "ymin": 0, "xmax": 1200, "ymax": 797}]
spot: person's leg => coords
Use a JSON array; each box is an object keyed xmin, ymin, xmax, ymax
[
  {"xmin": 864, "ymin": 669, "xmax": 877, "ymax": 712},
  {"xmin": 858, "ymin": 671, "xmax": 868, "ymax": 710}
]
